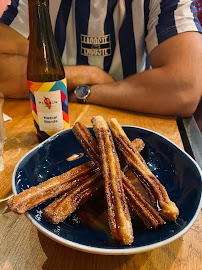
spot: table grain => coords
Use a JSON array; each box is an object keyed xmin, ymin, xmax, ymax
[{"xmin": 0, "ymin": 100, "xmax": 201, "ymax": 270}]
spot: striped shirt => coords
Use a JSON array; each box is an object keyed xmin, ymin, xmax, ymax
[{"xmin": 1, "ymin": 0, "xmax": 201, "ymax": 81}]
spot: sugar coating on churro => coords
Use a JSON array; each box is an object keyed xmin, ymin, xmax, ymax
[
  {"xmin": 73, "ymin": 120, "xmax": 165, "ymax": 230},
  {"xmin": 91, "ymin": 116, "xmax": 134, "ymax": 245},
  {"xmin": 43, "ymin": 171, "xmax": 103, "ymax": 224},
  {"xmin": 108, "ymin": 118, "xmax": 179, "ymax": 221},
  {"xmin": 7, "ymin": 161, "xmax": 97, "ymax": 214}
]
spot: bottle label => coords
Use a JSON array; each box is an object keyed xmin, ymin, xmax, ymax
[{"xmin": 28, "ymin": 78, "xmax": 69, "ymax": 137}]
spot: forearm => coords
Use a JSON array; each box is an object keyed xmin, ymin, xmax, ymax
[
  {"xmin": 0, "ymin": 23, "xmax": 28, "ymax": 56},
  {"xmin": 0, "ymin": 23, "xmax": 29, "ymax": 98},
  {"xmin": 88, "ymin": 66, "xmax": 201, "ymax": 117},
  {"xmin": 87, "ymin": 33, "xmax": 202, "ymax": 117},
  {"xmin": 0, "ymin": 54, "xmax": 29, "ymax": 99}
]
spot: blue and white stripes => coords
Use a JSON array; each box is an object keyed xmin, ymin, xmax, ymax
[
  {"xmin": 156, "ymin": 0, "xmax": 179, "ymax": 44},
  {"xmin": 54, "ymin": 0, "xmax": 73, "ymax": 58},
  {"xmin": 1, "ymin": 0, "xmax": 201, "ymax": 80},
  {"xmin": 119, "ymin": 0, "xmax": 137, "ymax": 78},
  {"xmin": 75, "ymin": 0, "xmax": 91, "ymax": 65}
]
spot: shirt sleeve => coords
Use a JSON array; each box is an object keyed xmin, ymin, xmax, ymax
[
  {"xmin": 0, "ymin": 0, "xmax": 29, "ymax": 38},
  {"xmin": 145, "ymin": 0, "xmax": 202, "ymax": 54}
]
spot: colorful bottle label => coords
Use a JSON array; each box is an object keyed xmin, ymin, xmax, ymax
[{"xmin": 28, "ymin": 78, "xmax": 69, "ymax": 137}]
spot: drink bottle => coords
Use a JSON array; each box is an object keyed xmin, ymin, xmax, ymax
[{"xmin": 27, "ymin": 0, "xmax": 69, "ymax": 139}]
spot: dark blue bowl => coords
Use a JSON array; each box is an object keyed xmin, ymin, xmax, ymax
[{"xmin": 12, "ymin": 126, "xmax": 202, "ymax": 255}]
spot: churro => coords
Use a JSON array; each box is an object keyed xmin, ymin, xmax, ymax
[
  {"xmin": 122, "ymin": 176, "xmax": 164, "ymax": 229},
  {"xmin": 108, "ymin": 118, "xmax": 179, "ymax": 221},
  {"xmin": 91, "ymin": 116, "xmax": 134, "ymax": 245},
  {"xmin": 73, "ymin": 121, "xmax": 164, "ymax": 229},
  {"xmin": 44, "ymin": 124, "xmax": 155, "ymax": 228},
  {"xmin": 43, "ymin": 171, "xmax": 103, "ymax": 224},
  {"xmin": 7, "ymin": 161, "xmax": 97, "ymax": 214}
]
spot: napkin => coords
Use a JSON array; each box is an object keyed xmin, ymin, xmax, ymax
[{"xmin": 3, "ymin": 113, "xmax": 12, "ymax": 122}]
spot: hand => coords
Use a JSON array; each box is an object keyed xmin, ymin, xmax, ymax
[
  {"xmin": 65, "ymin": 65, "xmax": 115, "ymax": 92},
  {"xmin": 68, "ymin": 91, "xmax": 77, "ymax": 103}
]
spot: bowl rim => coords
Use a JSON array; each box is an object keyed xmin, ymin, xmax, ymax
[{"xmin": 12, "ymin": 125, "xmax": 202, "ymax": 255}]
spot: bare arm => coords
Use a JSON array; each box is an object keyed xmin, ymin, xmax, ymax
[
  {"xmin": 0, "ymin": 23, "xmax": 114, "ymax": 98},
  {"xmin": 0, "ymin": 23, "xmax": 29, "ymax": 98},
  {"xmin": 70, "ymin": 32, "xmax": 202, "ymax": 117}
]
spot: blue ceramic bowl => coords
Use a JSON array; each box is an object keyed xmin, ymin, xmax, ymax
[{"xmin": 12, "ymin": 126, "xmax": 202, "ymax": 255}]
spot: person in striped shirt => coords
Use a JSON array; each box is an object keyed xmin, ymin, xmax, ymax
[{"xmin": 0, "ymin": 0, "xmax": 201, "ymax": 116}]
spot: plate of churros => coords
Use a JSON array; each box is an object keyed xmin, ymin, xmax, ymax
[{"xmin": 8, "ymin": 116, "xmax": 202, "ymax": 255}]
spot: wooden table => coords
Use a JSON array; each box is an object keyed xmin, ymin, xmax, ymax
[{"xmin": 0, "ymin": 100, "xmax": 201, "ymax": 270}]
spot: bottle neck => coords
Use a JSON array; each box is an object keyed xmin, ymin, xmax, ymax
[
  {"xmin": 27, "ymin": 0, "xmax": 65, "ymax": 82},
  {"xmin": 28, "ymin": 0, "xmax": 50, "ymax": 41}
]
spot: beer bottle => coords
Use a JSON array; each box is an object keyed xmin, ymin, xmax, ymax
[{"xmin": 27, "ymin": 0, "xmax": 69, "ymax": 139}]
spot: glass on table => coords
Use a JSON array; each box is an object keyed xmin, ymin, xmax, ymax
[{"xmin": 0, "ymin": 92, "xmax": 6, "ymax": 172}]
